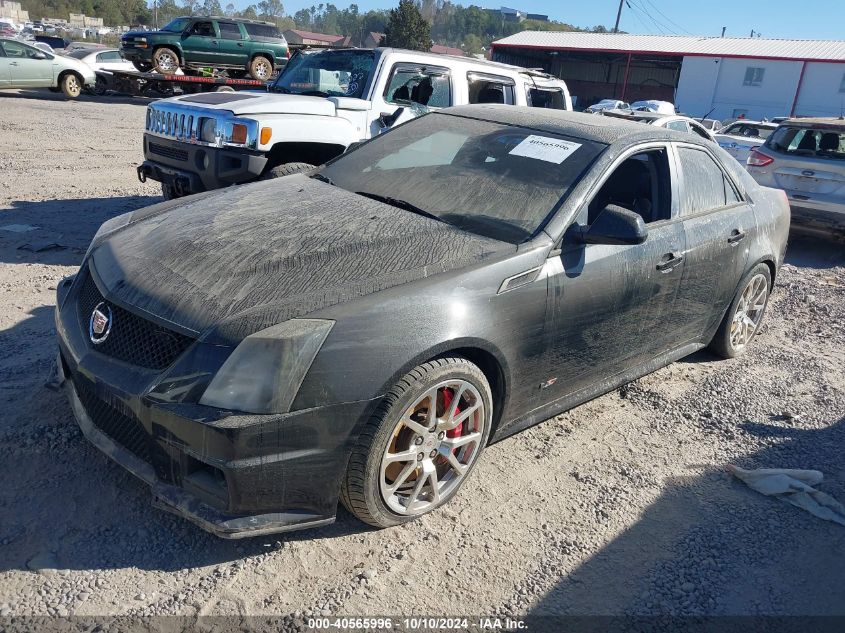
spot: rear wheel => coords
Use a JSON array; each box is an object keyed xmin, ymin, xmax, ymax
[
  {"xmin": 59, "ymin": 72, "xmax": 82, "ymax": 98},
  {"xmin": 260, "ymin": 162, "xmax": 315, "ymax": 180},
  {"xmin": 93, "ymin": 75, "xmax": 108, "ymax": 96},
  {"xmin": 152, "ymin": 47, "xmax": 180, "ymax": 74},
  {"xmin": 340, "ymin": 358, "xmax": 493, "ymax": 528},
  {"xmin": 132, "ymin": 61, "xmax": 152, "ymax": 73},
  {"xmin": 709, "ymin": 263, "xmax": 771, "ymax": 359},
  {"xmin": 248, "ymin": 55, "xmax": 273, "ymax": 81}
]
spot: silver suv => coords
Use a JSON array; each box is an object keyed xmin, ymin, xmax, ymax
[{"xmin": 746, "ymin": 118, "xmax": 845, "ymax": 236}]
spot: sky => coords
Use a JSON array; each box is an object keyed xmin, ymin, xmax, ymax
[{"xmin": 235, "ymin": 0, "xmax": 845, "ymax": 41}]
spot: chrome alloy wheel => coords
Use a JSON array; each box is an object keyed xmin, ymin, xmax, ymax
[
  {"xmin": 156, "ymin": 50, "xmax": 178, "ymax": 72},
  {"xmin": 379, "ymin": 380, "xmax": 485, "ymax": 515},
  {"xmin": 730, "ymin": 273, "xmax": 768, "ymax": 351}
]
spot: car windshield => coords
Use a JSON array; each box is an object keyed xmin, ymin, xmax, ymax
[
  {"xmin": 161, "ymin": 18, "xmax": 189, "ymax": 33},
  {"xmin": 271, "ymin": 49, "xmax": 374, "ymax": 98},
  {"xmin": 318, "ymin": 113, "xmax": 606, "ymax": 244},
  {"xmin": 766, "ymin": 126, "xmax": 845, "ymax": 159}
]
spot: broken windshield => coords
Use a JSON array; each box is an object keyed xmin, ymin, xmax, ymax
[{"xmin": 272, "ymin": 49, "xmax": 375, "ymax": 99}]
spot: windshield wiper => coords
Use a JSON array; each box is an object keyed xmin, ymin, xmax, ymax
[
  {"xmin": 355, "ymin": 191, "xmax": 446, "ymax": 224},
  {"xmin": 271, "ymin": 84, "xmax": 291, "ymax": 94},
  {"xmin": 300, "ymin": 89, "xmax": 330, "ymax": 97},
  {"xmin": 311, "ymin": 173, "xmax": 334, "ymax": 186}
]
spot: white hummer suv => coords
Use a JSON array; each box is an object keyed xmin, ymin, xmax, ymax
[{"xmin": 137, "ymin": 47, "xmax": 572, "ymax": 198}]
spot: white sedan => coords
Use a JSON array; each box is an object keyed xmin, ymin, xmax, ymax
[
  {"xmin": 65, "ymin": 47, "xmax": 135, "ymax": 73},
  {"xmin": 714, "ymin": 120, "xmax": 778, "ymax": 164}
]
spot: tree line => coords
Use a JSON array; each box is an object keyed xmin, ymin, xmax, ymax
[{"xmin": 20, "ymin": 0, "xmax": 611, "ymax": 51}]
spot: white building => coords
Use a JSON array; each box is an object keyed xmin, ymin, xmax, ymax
[{"xmin": 491, "ymin": 32, "xmax": 845, "ymax": 120}]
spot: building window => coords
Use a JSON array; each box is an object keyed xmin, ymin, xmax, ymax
[
  {"xmin": 840, "ymin": 73, "xmax": 845, "ymax": 93},
  {"xmin": 743, "ymin": 67, "xmax": 765, "ymax": 87}
]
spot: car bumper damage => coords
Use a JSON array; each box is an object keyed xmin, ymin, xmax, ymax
[
  {"xmin": 55, "ymin": 273, "xmax": 379, "ymax": 538},
  {"xmin": 138, "ymin": 134, "xmax": 267, "ymax": 195}
]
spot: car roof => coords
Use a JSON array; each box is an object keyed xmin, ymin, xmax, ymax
[
  {"xmin": 439, "ymin": 104, "xmax": 695, "ymax": 145},
  {"xmin": 779, "ymin": 117, "xmax": 845, "ymax": 129},
  {"xmin": 171, "ymin": 15, "xmax": 277, "ymax": 26},
  {"xmin": 601, "ymin": 109, "xmax": 671, "ymax": 122},
  {"xmin": 373, "ymin": 47, "xmax": 559, "ymax": 80},
  {"xmin": 723, "ymin": 120, "xmax": 776, "ymax": 127}
]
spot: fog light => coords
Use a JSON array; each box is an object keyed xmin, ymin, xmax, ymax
[
  {"xmin": 260, "ymin": 127, "xmax": 272, "ymax": 145},
  {"xmin": 230, "ymin": 124, "xmax": 248, "ymax": 145}
]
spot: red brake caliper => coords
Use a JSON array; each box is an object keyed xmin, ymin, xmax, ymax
[{"xmin": 441, "ymin": 388, "xmax": 463, "ymax": 453}]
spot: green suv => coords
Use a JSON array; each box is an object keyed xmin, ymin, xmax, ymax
[{"xmin": 120, "ymin": 17, "xmax": 288, "ymax": 81}]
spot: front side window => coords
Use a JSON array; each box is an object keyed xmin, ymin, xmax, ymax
[
  {"xmin": 743, "ymin": 67, "xmax": 765, "ymax": 87},
  {"xmin": 384, "ymin": 65, "xmax": 451, "ymax": 108},
  {"xmin": 319, "ymin": 113, "xmax": 606, "ymax": 243},
  {"xmin": 189, "ymin": 21, "xmax": 215, "ymax": 37},
  {"xmin": 467, "ymin": 73, "xmax": 515, "ymax": 105},
  {"xmin": 588, "ymin": 150, "xmax": 672, "ymax": 225},
  {"xmin": 678, "ymin": 147, "xmax": 739, "ymax": 214},
  {"xmin": 527, "ymin": 87, "xmax": 565, "ymax": 109},
  {"xmin": 218, "ymin": 22, "xmax": 243, "ymax": 40},
  {"xmin": 0, "ymin": 40, "xmax": 43, "ymax": 59},
  {"xmin": 273, "ymin": 49, "xmax": 375, "ymax": 98}
]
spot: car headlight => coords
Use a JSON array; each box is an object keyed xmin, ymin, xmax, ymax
[
  {"xmin": 199, "ymin": 319, "xmax": 334, "ymax": 414},
  {"xmin": 199, "ymin": 117, "xmax": 217, "ymax": 144}
]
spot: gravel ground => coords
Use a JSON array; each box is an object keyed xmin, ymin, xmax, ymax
[{"xmin": 0, "ymin": 89, "xmax": 844, "ymax": 626}]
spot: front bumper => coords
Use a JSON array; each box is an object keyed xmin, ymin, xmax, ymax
[
  {"xmin": 139, "ymin": 134, "xmax": 268, "ymax": 194},
  {"xmin": 55, "ymin": 271, "xmax": 379, "ymax": 538}
]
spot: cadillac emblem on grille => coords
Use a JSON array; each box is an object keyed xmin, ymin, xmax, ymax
[{"xmin": 89, "ymin": 302, "xmax": 113, "ymax": 345}]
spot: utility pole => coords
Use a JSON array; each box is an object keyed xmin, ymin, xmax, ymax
[
  {"xmin": 613, "ymin": 0, "xmax": 624, "ymax": 33},
  {"xmin": 721, "ymin": 26, "xmax": 726, "ymax": 37}
]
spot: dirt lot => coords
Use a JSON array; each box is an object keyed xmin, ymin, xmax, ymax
[{"xmin": 1, "ymin": 90, "xmax": 844, "ymax": 626}]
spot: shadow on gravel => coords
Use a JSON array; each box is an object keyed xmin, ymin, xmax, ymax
[
  {"xmin": 529, "ymin": 415, "xmax": 845, "ymax": 623},
  {"xmin": 785, "ymin": 231, "xmax": 845, "ymax": 269},
  {"xmin": 0, "ymin": 196, "xmax": 159, "ymax": 266},
  {"xmin": 0, "ymin": 90, "xmax": 154, "ymax": 106}
]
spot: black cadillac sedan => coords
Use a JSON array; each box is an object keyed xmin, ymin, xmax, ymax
[{"xmin": 55, "ymin": 105, "xmax": 790, "ymax": 537}]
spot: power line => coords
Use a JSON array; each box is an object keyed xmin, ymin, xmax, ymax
[
  {"xmin": 625, "ymin": 0, "xmax": 657, "ymax": 34},
  {"xmin": 628, "ymin": 0, "xmax": 670, "ymax": 35},
  {"xmin": 642, "ymin": 0, "xmax": 693, "ymax": 35}
]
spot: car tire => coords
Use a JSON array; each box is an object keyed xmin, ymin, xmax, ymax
[
  {"xmin": 340, "ymin": 357, "xmax": 493, "ymax": 528},
  {"xmin": 248, "ymin": 55, "xmax": 273, "ymax": 81},
  {"xmin": 132, "ymin": 61, "xmax": 152, "ymax": 73},
  {"xmin": 59, "ymin": 72, "xmax": 83, "ymax": 98},
  {"xmin": 260, "ymin": 162, "xmax": 315, "ymax": 179},
  {"xmin": 93, "ymin": 75, "xmax": 108, "ymax": 96},
  {"xmin": 708, "ymin": 263, "xmax": 772, "ymax": 359},
  {"xmin": 152, "ymin": 47, "xmax": 180, "ymax": 74}
]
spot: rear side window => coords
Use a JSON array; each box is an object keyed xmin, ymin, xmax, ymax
[
  {"xmin": 766, "ymin": 126, "xmax": 845, "ymax": 159},
  {"xmin": 244, "ymin": 23, "xmax": 282, "ymax": 40},
  {"xmin": 678, "ymin": 147, "xmax": 740, "ymax": 214},
  {"xmin": 526, "ymin": 88, "xmax": 565, "ymax": 109},
  {"xmin": 96, "ymin": 51, "xmax": 122, "ymax": 62},
  {"xmin": 218, "ymin": 22, "xmax": 243, "ymax": 40},
  {"xmin": 665, "ymin": 120, "xmax": 689, "ymax": 133},
  {"xmin": 467, "ymin": 72, "xmax": 515, "ymax": 105}
]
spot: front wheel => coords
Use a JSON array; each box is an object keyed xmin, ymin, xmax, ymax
[
  {"xmin": 709, "ymin": 263, "xmax": 772, "ymax": 359},
  {"xmin": 60, "ymin": 73, "xmax": 82, "ymax": 98},
  {"xmin": 340, "ymin": 358, "xmax": 493, "ymax": 528},
  {"xmin": 260, "ymin": 162, "xmax": 315, "ymax": 180},
  {"xmin": 152, "ymin": 47, "xmax": 180, "ymax": 74}
]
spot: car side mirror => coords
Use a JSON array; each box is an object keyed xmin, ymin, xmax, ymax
[
  {"xmin": 378, "ymin": 107, "xmax": 405, "ymax": 129},
  {"xmin": 33, "ymin": 52, "xmax": 47, "ymax": 60},
  {"xmin": 579, "ymin": 205, "xmax": 648, "ymax": 245},
  {"xmin": 345, "ymin": 140, "xmax": 364, "ymax": 153}
]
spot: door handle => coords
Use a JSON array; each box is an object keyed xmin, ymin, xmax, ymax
[
  {"xmin": 656, "ymin": 253, "xmax": 684, "ymax": 272},
  {"xmin": 727, "ymin": 229, "xmax": 746, "ymax": 244},
  {"xmin": 237, "ymin": 42, "xmax": 244, "ymax": 46},
  {"xmin": 9, "ymin": 61, "xmax": 18, "ymax": 65}
]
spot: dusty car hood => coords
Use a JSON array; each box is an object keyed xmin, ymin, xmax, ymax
[
  {"xmin": 91, "ymin": 177, "xmax": 510, "ymax": 343},
  {"xmin": 170, "ymin": 92, "xmax": 338, "ymax": 117}
]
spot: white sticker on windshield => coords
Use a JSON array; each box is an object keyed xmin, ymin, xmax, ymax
[{"xmin": 509, "ymin": 135, "xmax": 582, "ymax": 164}]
